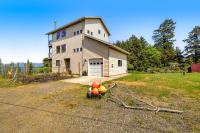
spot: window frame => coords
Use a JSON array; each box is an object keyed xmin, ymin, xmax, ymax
[
  {"xmin": 56, "ymin": 46, "xmax": 61, "ymax": 54},
  {"xmin": 56, "ymin": 60, "xmax": 60, "ymax": 67},
  {"xmin": 76, "ymin": 48, "xmax": 79, "ymax": 52},
  {"xmin": 61, "ymin": 30, "xmax": 66, "ymax": 38},
  {"xmin": 80, "ymin": 30, "xmax": 83, "ymax": 33},
  {"xmin": 98, "ymin": 29, "xmax": 101, "ymax": 34},
  {"xmin": 56, "ymin": 32, "xmax": 60, "ymax": 40},
  {"xmin": 61, "ymin": 44, "xmax": 66, "ymax": 53},
  {"xmin": 118, "ymin": 60, "xmax": 122, "ymax": 67}
]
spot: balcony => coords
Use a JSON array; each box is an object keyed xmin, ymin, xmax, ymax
[{"xmin": 48, "ymin": 40, "xmax": 52, "ymax": 47}]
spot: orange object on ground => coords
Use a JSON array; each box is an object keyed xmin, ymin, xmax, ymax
[
  {"xmin": 91, "ymin": 88, "xmax": 99, "ymax": 95},
  {"xmin": 92, "ymin": 81, "xmax": 100, "ymax": 88},
  {"xmin": 98, "ymin": 85, "xmax": 107, "ymax": 94}
]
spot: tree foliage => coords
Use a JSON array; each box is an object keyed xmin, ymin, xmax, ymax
[
  {"xmin": 152, "ymin": 19, "xmax": 176, "ymax": 66},
  {"xmin": 183, "ymin": 26, "xmax": 200, "ymax": 63},
  {"xmin": 115, "ymin": 35, "xmax": 161, "ymax": 71},
  {"xmin": 43, "ymin": 58, "xmax": 49, "ymax": 67}
]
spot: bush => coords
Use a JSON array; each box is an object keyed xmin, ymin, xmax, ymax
[
  {"xmin": 17, "ymin": 73, "xmax": 73, "ymax": 84},
  {"xmin": 34, "ymin": 67, "xmax": 49, "ymax": 73},
  {"xmin": 128, "ymin": 63, "xmax": 134, "ymax": 71}
]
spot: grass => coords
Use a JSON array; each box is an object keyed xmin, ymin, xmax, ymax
[
  {"xmin": 115, "ymin": 72, "xmax": 200, "ymax": 99},
  {"xmin": 0, "ymin": 77, "xmax": 22, "ymax": 88},
  {"xmin": 114, "ymin": 72, "xmax": 200, "ymax": 132}
]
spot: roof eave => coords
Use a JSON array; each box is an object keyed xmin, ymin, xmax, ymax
[
  {"xmin": 45, "ymin": 17, "xmax": 111, "ymax": 36},
  {"xmin": 84, "ymin": 34, "xmax": 129, "ymax": 55}
]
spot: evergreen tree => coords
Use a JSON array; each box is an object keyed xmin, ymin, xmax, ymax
[
  {"xmin": 115, "ymin": 35, "xmax": 161, "ymax": 71},
  {"xmin": 175, "ymin": 46, "xmax": 184, "ymax": 64},
  {"xmin": 183, "ymin": 26, "xmax": 200, "ymax": 63},
  {"xmin": 152, "ymin": 19, "xmax": 176, "ymax": 66}
]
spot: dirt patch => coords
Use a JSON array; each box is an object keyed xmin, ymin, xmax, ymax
[{"xmin": 115, "ymin": 81, "xmax": 146, "ymax": 86}]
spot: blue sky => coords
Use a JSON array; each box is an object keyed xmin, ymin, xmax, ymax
[{"xmin": 0, "ymin": 0, "xmax": 200, "ymax": 63}]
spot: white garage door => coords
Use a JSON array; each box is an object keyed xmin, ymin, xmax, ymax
[{"xmin": 88, "ymin": 58, "xmax": 103, "ymax": 77}]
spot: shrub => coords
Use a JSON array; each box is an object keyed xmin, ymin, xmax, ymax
[{"xmin": 17, "ymin": 73, "xmax": 73, "ymax": 84}]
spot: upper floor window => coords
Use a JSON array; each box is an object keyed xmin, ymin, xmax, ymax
[
  {"xmin": 80, "ymin": 30, "xmax": 83, "ymax": 33},
  {"xmin": 98, "ymin": 30, "xmax": 101, "ymax": 34},
  {"xmin": 74, "ymin": 32, "xmax": 76, "ymax": 36},
  {"xmin": 61, "ymin": 30, "xmax": 66, "ymax": 38},
  {"xmin": 87, "ymin": 30, "xmax": 90, "ymax": 34},
  {"xmin": 56, "ymin": 60, "xmax": 60, "ymax": 66},
  {"xmin": 61, "ymin": 44, "xmax": 66, "ymax": 53},
  {"xmin": 118, "ymin": 60, "xmax": 122, "ymax": 67},
  {"xmin": 77, "ymin": 30, "xmax": 79, "ymax": 35},
  {"xmin": 73, "ymin": 47, "xmax": 82, "ymax": 53},
  {"xmin": 91, "ymin": 32, "xmax": 93, "ymax": 36},
  {"xmin": 56, "ymin": 46, "xmax": 60, "ymax": 53},
  {"xmin": 76, "ymin": 48, "xmax": 79, "ymax": 52},
  {"xmin": 56, "ymin": 32, "xmax": 60, "ymax": 40}
]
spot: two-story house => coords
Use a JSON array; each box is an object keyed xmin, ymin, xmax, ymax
[{"xmin": 46, "ymin": 17, "xmax": 129, "ymax": 77}]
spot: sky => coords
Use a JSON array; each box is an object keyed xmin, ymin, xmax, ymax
[{"xmin": 0, "ymin": 0, "xmax": 200, "ymax": 63}]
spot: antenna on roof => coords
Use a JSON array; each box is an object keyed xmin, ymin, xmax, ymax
[{"xmin": 54, "ymin": 20, "xmax": 57, "ymax": 29}]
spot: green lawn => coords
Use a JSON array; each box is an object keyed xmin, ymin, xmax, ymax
[
  {"xmin": 114, "ymin": 72, "xmax": 200, "ymax": 99},
  {"xmin": 0, "ymin": 77, "xmax": 22, "ymax": 88}
]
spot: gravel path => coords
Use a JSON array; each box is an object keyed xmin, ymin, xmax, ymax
[{"xmin": 0, "ymin": 81, "xmax": 198, "ymax": 133}]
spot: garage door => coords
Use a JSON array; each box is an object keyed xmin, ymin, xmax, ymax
[{"xmin": 88, "ymin": 58, "xmax": 103, "ymax": 77}]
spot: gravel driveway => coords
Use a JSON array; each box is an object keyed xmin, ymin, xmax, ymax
[{"xmin": 0, "ymin": 81, "xmax": 194, "ymax": 133}]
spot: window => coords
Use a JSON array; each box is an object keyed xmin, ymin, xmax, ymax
[
  {"xmin": 104, "ymin": 33, "xmax": 106, "ymax": 37},
  {"xmin": 61, "ymin": 44, "xmax": 66, "ymax": 53},
  {"xmin": 98, "ymin": 30, "xmax": 101, "ymax": 34},
  {"xmin": 76, "ymin": 48, "xmax": 79, "ymax": 52},
  {"xmin": 61, "ymin": 30, "xmax": 66, "ymax": 38},
  {"xmin": 80, "ymin": 30, "xmax": 83, "ymax": 33},
  {"xmin": 56, "ymin": 32, "xmax": 60, "ymax": 40},
  {"xmin": 91, "ymin": 32, "xmax": 93, "ymax": 36},
  {"xmin": 77, "ymin": 30, "xmax": 79, "ymax": 35},
  {"xmin": 118, "ymin": 60, "xmax": 122, "ymax": 67},
  {"xmin": 80, "ymin": 47, "xmax": 82, "ymax": 52},
  {"xmin": 56, "ymin": 46, "xmax": 60, "ymax": 53},
  {"xmin": 111, "ymin": 64, "xmax": 114, "ymax": 68},
  {"xmin": 74, "ymin": 32, "xmax": 76, "ymax": 36},
  {"xmin": 73, "ymin": 49, "xmax": 76, "ymax": 53},
  {"xmin": 56, "ymin": 60, "xmax": 60, "ymax": 66},
  {"xmin": 87, "ymin": 30, "xmax": 90, "ymax": 34}
]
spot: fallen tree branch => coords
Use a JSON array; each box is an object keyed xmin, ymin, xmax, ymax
[{"xmin": 108, "ymin": 83, "xmax": 183, "ymax": 114}]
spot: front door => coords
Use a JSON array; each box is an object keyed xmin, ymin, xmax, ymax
[{"xmin": 64, "ymin": 58, "xmax": 70, "ymax": 73}]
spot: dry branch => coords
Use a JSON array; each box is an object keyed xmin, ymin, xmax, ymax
[{"xmin": 107, "ymin": 83, "xmax": 183, "ymax": 114}]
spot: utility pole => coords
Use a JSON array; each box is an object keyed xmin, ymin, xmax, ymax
[{"xmin": 54, "ymin": 20, "xmax": 57, "ymax": 29}]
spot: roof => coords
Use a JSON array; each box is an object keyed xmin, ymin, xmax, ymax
[
  {"xmin": 46, "ymin": 16, "xmax": 110, "ymax": 35},
  {"xmin": 84, "ymin": 34, "xmax": 129, "ymax": 55}
]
